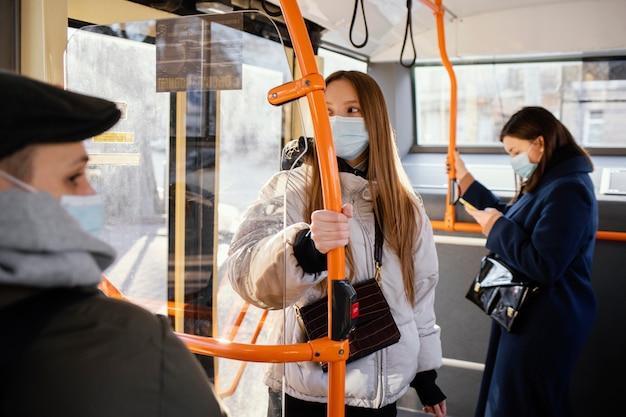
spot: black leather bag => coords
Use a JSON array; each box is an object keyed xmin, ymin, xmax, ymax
[{"xmin": 465, "ymin": 253, "xmax": 539, "ymax": 332}]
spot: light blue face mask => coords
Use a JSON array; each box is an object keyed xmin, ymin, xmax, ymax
[
  {"xmin": 329, "ymin": 115, "xmax": 370, "ymax": 160},
  {"xmin": 510, "ymin": 143, "xmax": 538, "ymax": 179},
  {"xmin": 60, "ymin": 194, "xmax": 105, "ymax": 236},
  {"xmin": 0, "ymin": 169, "xmax": 104, "ymax": 236}
]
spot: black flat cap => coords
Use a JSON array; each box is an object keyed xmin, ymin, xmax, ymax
[{"xmin": 0, "ymin": 70, "xmax": 121, "ymax": 159}]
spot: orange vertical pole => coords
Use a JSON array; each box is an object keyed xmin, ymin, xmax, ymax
[
  {"xmin": 278, "ymin": 1, "xmax": 346, "ymax": 417},
  {"xmin": 435, "ymin": 0, "xmax": 458, "ymax": 230},
  {"xmin": 420, "ymin": 0, "xmax": 458, "ymax": 230}
]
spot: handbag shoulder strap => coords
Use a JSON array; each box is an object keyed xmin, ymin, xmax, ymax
[{"xmin": 374, "ymin": 211, "xmax": 383, "ymax": 282}]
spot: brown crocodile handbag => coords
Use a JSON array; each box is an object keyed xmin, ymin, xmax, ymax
[{"xmin": 295, "ymin": 216, "xmax": 400, "ymax": 371}]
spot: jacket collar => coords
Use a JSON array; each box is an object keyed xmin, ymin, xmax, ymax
[
  {"xmin": 337, "ymin": 157, "xmax": 368, "ymax": 179},
  {"xmin": 0, "ymin": 189, "xmax": 116, "ymax": 288}
]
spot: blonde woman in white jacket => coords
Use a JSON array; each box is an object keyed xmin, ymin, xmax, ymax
[{"xmin": 227, "ymin": 71, "xmax": 447, "ymax": 417}]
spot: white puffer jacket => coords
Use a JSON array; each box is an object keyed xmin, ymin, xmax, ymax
[{"xmin": 227, "ymin": 165, "xmax": 442, "ymax": 409}]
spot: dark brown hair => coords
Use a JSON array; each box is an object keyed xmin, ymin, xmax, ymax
[{"xmin": 500, "ymin": 106, "xmax": 593, "ymax": 193}]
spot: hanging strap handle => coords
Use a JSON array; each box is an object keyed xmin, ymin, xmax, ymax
[
  {"xmin": 349, "ymin": 0, "xmax": 369, "ymax": 48},
  {"xmin": 400, "ymin": 0, "xmax": 417, "ymax": 68}
]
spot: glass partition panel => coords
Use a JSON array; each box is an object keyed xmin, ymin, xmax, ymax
[{"xmin": 66, "ymin": 11, "xmax": 310, "ymax": 416}]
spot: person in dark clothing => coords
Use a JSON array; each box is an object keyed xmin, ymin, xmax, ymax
[
  {"xmin": 455, "ymin": 106, "xmax": 598, "ymax": 417},
  {"xmin": 0, "ymin": 69, "xmax": 230, "ymax": 417}
]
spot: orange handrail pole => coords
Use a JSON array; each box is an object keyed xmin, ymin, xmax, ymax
[
  {"xmin": 431, "ymin": 220, "xmax": 482, "ymax": 233},
  {"xmin": 98, "ymin": 275, "xmax": 352, "ymax": 370},
  {"xmin": 418, "ymin": 0, "xmax": 439, "ymax": 13},
  {"xmin": 98, "ymin": 275, "xmax": 126, "ymax": 300},
  {"xmin": 276, "ymin": 2, "xmax": 347, "ymax": 415},
  {"xmin": 435, "ymin": 0, "xmax": 458, "ymax": 231},
  {"xmin": 419, "ymin": 1, "xmax": 458, "ymax": 230},
  {"xmin": 595, "ymin": 231, "xmax": 626, "ymax": 241},
  {"xmin": 430, "ymin": 221, "xmax": 626, "ymax": 241},
  {"xmin": 219, "ymin": 309, "xmax": 269, "ymax": 398},
  {"xmin": 177, "ymin": 332, "xmax": 349, "ymax": 363},
  {"xmin": 226, "ymin": 301, "xmax": 251, "ymax": 341}
]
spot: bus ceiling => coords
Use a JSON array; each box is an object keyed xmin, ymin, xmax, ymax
[{"xmin": 124, "ymin": 0, "xmax": 626, "ymax": 63}]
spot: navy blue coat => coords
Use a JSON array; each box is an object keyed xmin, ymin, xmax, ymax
[{"xmin": 464, "ymin": 153, "xmax": 598, "ymax": 417}]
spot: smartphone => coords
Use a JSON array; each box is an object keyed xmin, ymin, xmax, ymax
[{"xmin": 458, "ymin": 197, "xmax": 478, "ymax": 210}]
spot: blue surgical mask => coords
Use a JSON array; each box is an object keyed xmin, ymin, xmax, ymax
[
  {"xmin": 60, "ymin": 194, "xmax": 105, "ymax": 236},
  {"xmin": 510, "ymin": 151, "xmax": 537, "ymax": 178},
  {"xmin": 329, "ymin": 116, "xmax": 369, "ymax": 160},
  {"xmin": 0, "ymin": 169, "xmax": 104, "ymax": 236}
]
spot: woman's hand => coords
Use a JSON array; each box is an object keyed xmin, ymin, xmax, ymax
[
  {"xmin": 423, "ymin": 399, "xmax": 447, "ymax": 417},
  {"xmin": 309, "ymin": 204, "xmax": 353, "ymax": 254},
  {"xmin": 464, "ymin": 206, "xmax": 502, "ymax": 236},
  {"xmin": 446, "ymin": 149, "xmax": 469, "ymax": 181}
]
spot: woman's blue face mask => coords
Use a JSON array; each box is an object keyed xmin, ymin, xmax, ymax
[
  {"xmin": 510, "ymin": 142, "xmax": 538, "ymax": 178},
  {"xmin": 0, "ymin": 169, "xmax": 104, "ymax": 236},
  {"xmin": 329, "ymin": 115, "xmax": 369, "ymax": 160}
]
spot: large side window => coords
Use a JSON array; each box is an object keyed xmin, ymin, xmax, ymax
[{"xmin": 413, "ymin": 58, "xmax": 626, "ymax": 152}]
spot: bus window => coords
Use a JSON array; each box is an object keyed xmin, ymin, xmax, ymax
[{"xmin": 414, "ymin": 57, "xmax": 626, "ymax": 152}]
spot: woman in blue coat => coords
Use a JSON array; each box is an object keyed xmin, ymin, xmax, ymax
[{"xmin": 455, "ymin": 106, "xmax": 598, "ymax": 417}]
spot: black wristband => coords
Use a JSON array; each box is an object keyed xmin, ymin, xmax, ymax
[
  {"xmin": 410, "ymin": 369, "xmax": 447, "ymax": 407},
  {"xmin": 293, "ymin": 228, "xmax": 327, "ymax": 273}
]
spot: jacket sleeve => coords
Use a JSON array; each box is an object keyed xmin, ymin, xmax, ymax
[
  {"xmin": 462, "ymin": 179, "xmax": 510, "ymax": 213},
  {"xmin": 293, "ymin": 228, "xmax": 328, "ymax": 273},
  {"xmin": 411, "ymin": 194, "xmax": 443, "ymax": 373},
  {"xmin": 410, "ymin": 369, "xmax": 447, "ymax": 407},
  {"xmin": 486, "ymin": 178, "xmax": 596, "ymax": 285},
  {"xmin": 226, "ymin": 171, "xmax": 327, "ymax": 309}
]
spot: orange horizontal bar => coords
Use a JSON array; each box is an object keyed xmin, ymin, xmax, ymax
[
  {"xmin": 267, "ymin": 73, "xmax": 325, "ymax": 106},
  {"xmin": 167, "ymin": 302, "xmax": 212, "ymax": 321},
  {"xmin": 432, "ymin": 220, "xmax": 626, "ymax": 241},
  {"xmin": 176, "ymin": 333, "xmax": 349, "ymax": 364},
  {"xmin": 431, "ymin": 220, "xmax": 482, "ymax": 233},
  {"xmin": 596, "ymin": 230, "xmax": 626, "ymax": 241},
  {"xmin": 97, "ymin": 279, "xmax": 212, "ymax": 320},
  {"xmin": 98, "ymin": 276, "xmax": 126, "ymax": 299}
]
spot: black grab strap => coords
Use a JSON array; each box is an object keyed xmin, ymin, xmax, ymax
[{"xmin": 0, "ymin": 288, "xmax": 96, "ymax": 396}]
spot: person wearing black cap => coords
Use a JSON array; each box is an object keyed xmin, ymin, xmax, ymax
[{"xmin": 0, "ymin": 70, "xmax": 230, "ymax": 417}]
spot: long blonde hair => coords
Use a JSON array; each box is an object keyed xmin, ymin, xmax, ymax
[{"xmin": 303, "ymin": 71, "xmax": 420, "ymax": 305}]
